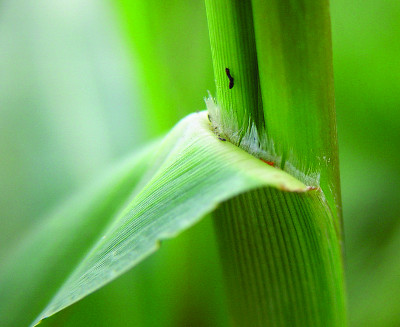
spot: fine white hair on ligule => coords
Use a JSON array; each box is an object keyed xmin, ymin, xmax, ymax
[
  {"xmin": 204, "ymin": 91, "xmax": 322, "ymax": 188},
  {"xmin": 205, "ymin": 90, "xmax": 275, "ymax": 159}
]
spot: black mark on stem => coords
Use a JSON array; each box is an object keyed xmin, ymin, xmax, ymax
[{"xmin": 225, "ymin": 68, "xmax": 234, "ymax": 89}]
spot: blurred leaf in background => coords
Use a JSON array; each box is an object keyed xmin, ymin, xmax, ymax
[
  {"xmin": 114, "ymin": 0, "xmax": 215, "ymax": 134},
  {"xmin": 0, "ymin": 0, "xmax": 145, "ymax": 255},
  {"xmin": 0, "ymin": 0, "xmax": 399, "ymax": 326},
  {"xmin": 331, "ymin": 0, "xmax": 400, "ymax": 326}
]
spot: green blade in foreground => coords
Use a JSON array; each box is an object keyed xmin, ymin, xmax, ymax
[{"xmin": 0, "ymin": 111, "xmax": 309, "ymax": 327}]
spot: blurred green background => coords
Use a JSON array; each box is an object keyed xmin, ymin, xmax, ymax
[{"xmin": 0, "ymin": 0, "xmax": 399, "ymax": 326}]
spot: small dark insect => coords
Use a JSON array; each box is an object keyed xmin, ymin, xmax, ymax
[
  {"xmin": 208, "ymin": 114, "xmax": 212, "ymax": 122},
  {"xmin": 218, "ymin": 137, "xmax": 226, "ymax": 141},
  {"xmin": 225, "ymin": 68, "xmax": 234, "ymax": 89}
]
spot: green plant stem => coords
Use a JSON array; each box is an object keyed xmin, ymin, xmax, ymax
[
  {"xmin": 206, "ymin": 0, "xmax": 341, "ymax": 223},
  {"xmin": 213, "ymin": 188, "xmax": 345, "ymax": 326},
  {"xmin": 251, "ymin": 0, "xmax": 341, "ymax": 226},
  {"xmin": 205, "ymin": 0, "xmax": 346, "ymax": 325},
  {"xmin": 205, "ymin": 0, "xmax": 265, "ymax": 138}
]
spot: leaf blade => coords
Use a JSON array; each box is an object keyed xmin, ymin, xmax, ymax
[
  {"xmin": 0, "ymin": 111, "xmax": 306, "ymax": 327},
  {"xmin": 32, "ymin": 111, "xmax": 306, "ymax": 325}
]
